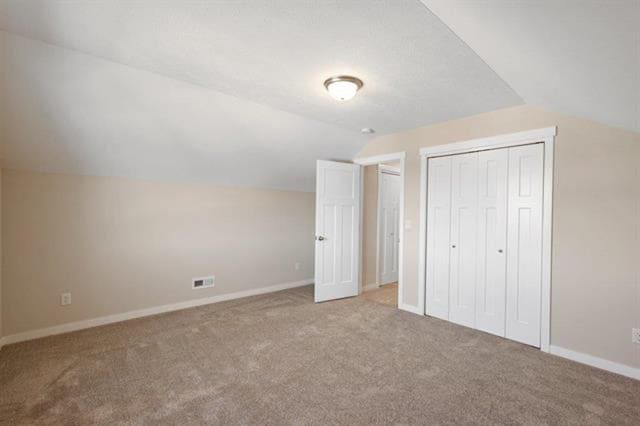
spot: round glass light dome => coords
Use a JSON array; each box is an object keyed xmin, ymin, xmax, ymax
[{"xmin": 323, "ymin": 76, "xmax": 363, "ymax": 101}]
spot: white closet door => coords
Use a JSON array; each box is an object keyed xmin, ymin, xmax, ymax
[
  {"xmin": 380, "ymin": 171, "xmax": 401, "ymax": 285},
  {"xmin": 505, "ymin": 144, "xmax": 544, "ymax": 346},
  {"xmin": 475, "ymin": 149, "xmax": 508, "ymax": 336},
  {"xmin": 449, "ymin": 152, "xmax": 478, "ymax": 327},
  {"xmin": 425, "ymin": 156, "xmax": 452, "ymax": 320}
]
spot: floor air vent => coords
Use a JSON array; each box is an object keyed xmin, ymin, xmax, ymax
[{"xmin": 193, "ymin": 276, "xmax": 215, "ymax": 289}]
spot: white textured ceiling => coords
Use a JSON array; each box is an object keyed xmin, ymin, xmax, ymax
[
  {"xmin": 0, "ymin": 0, "xmax": 521, "ymax": 190},
  {"xmin": 422, "ymin": 0, "xmax": 640, "ymax": 133},
  {"xmin": 0, "ymin": 32, "xmax": 363, "ymax": 191}
]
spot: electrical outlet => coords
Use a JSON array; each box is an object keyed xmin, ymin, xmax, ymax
[
  {"xmin": 632, "ymin": 328, "xmax": 640, "ymax": 345},
  {"xmin": 294, "ymin": 262, "xmax": 302, "ymax": 271},
  {"xmin": 60, "ymin": 292, "xmax": 72, "ymax": 306}
]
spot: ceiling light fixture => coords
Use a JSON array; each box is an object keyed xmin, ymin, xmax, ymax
[{"xmin": 323, "ymin": 75, "xmax": 363, "ymax": 101}]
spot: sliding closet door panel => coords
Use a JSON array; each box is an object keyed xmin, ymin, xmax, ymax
[
  {"xmin": 425, "ymin": 156, "xmax": 452, "ymax": 320},
  {"xmin": 506, "ymin": 143, "xmax": 544, "ymax": 347},
  {"xmin": 449, "ymin": 152, "xmax": 478, "ymax": 328},
  {"xmin": 475, "ymin": 149, "xmax": 508, "ymax": 336}
]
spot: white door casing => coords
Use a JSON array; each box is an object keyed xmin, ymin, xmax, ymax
[
  {"xmin": 354, "ymin": 151, "xmax": 407, "ymax": 311},
  {"xmin": 380, "ymin": 168, "xmax": 401, "ymax": 285},
  {"xmin": 314, "ymin": 160, "xmax": 361, "ymax": 302}
]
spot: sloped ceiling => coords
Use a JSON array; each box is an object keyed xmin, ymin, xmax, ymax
[
  {"xmin": 0, "ymin": 0, "xmax": 521, "ymax": 191},
  {"xmin": 422, "ymin": 0, "xmax": 640, "ymax": 133},
  {"xmin": 0, "ymin": 32, "xmax": 364, "ymax": 191},
  {"xmin": 1, "ymin": 1, "xmax": 636, "ymax": 191}
]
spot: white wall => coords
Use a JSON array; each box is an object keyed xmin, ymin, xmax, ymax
[
  {"xmin": 1, "ymin": 170, "xmax": 315, "ymax": 337},
  {"xmin": 357, "ymin": 105, "xmax": 640, "ymax": 370}
]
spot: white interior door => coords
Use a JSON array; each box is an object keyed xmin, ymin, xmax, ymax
[
  {"xmin": 475, "ymin": 149, "xmax": 508, "ymax": 336},
  {"xmin": 448, "ymin": 152, "xmax": 478, "ymax": 328},
  {"xmin": 380, "ymin": 170, "xmax": 401, "ymax": 285},
  {"xmin": 425, "ymin": 156, "xmax": 452, "ymax": 320},
  {"xmin": 505, "ymin": 144, "xmax": 544, "ymax": 346},
  {"xmin": 314, "ymin": 160, "xmax": 361, "ymax": 303}
]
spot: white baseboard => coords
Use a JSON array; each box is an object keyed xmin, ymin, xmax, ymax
[
  {"xmin": 549, "ymin": 345, "xmax": 640, "ymax": 381},
  {"xmin": 362, "ymin": 283, "xmax": 379, "ymax": 292},
  {"xmin": 399, "ymin": 303, "xmax": 423, "ymax": 316},
  {"xmin": 0, "ymin": 278, "xmax": 313, "ymax": 348}
]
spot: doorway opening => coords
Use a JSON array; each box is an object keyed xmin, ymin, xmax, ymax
[
  {"xmin": 354, "ymin": 152, "xmax": 406, "ymax": 309},
  {"xmin": 360, "ymin": 162, "xmax": 401, "ymax": 308}
]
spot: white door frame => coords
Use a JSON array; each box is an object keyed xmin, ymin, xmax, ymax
[
  {"xmin": 418, "ymin": 127, "xmax": 556, "ymax": 352},
  {"xmin": 354, "ymin": 152, "xmax": 406, "ymax": 309},
  {"xmin": 377, "ymin": 165, "xmax": 401, "ymax": 287}
]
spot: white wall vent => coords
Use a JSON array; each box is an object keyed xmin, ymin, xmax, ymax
[{"xmin": 192, "ymin": 276, "xmax": 215, "ymax": 289}]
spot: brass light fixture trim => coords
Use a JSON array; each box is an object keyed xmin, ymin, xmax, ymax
[{"xmin": 323, "ymin": 75, "xmax": 364, "ymax": 91}]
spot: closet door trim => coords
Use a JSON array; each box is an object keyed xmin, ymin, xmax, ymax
[{"xmin": 418, "ymin": 127, "xmax": 556, "ymax": 352}]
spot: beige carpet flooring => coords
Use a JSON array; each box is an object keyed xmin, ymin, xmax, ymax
[
  {"xmin": 360, "ymin": 282, "xmax": 398, "ymax": 307},
  {"xmin": 1, "ymin": 285, "xmax": 639, "ymax": 425}
]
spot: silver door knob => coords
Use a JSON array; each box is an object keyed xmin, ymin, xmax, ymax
[
  {"xmin": 498, "ymin": 249, "xmax": 503, "ymax": 253},
  {"xmin": 316, "ymin": 236, "xmax": 326, "ymax": 241},
  {"xmin": 452, "ymin": 245, "xmax": 456, "ymax": 248}
]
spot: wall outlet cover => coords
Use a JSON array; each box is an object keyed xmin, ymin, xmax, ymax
[
  {"xmin": 60, "ymin": 292, "xmax": 72, "ymax": 306},
  {"xmin": 632, "ymin": 328, "xmax": 640, "ymax": 345}
]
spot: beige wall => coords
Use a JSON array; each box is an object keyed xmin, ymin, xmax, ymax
[
  {"xmin": 0, "ymin": 168, "xmax": 2, "ymax": 337},
  {"xmin": 362, "ymin": 165, "xmax": 378, "ymax": 287},
  {"xmin": 357, "ymin": 105, "xmax": 640, "ymax": 369},
  {"xmin": 1, "ymin": 170, "xmax": 315, "ymax": 336}
]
